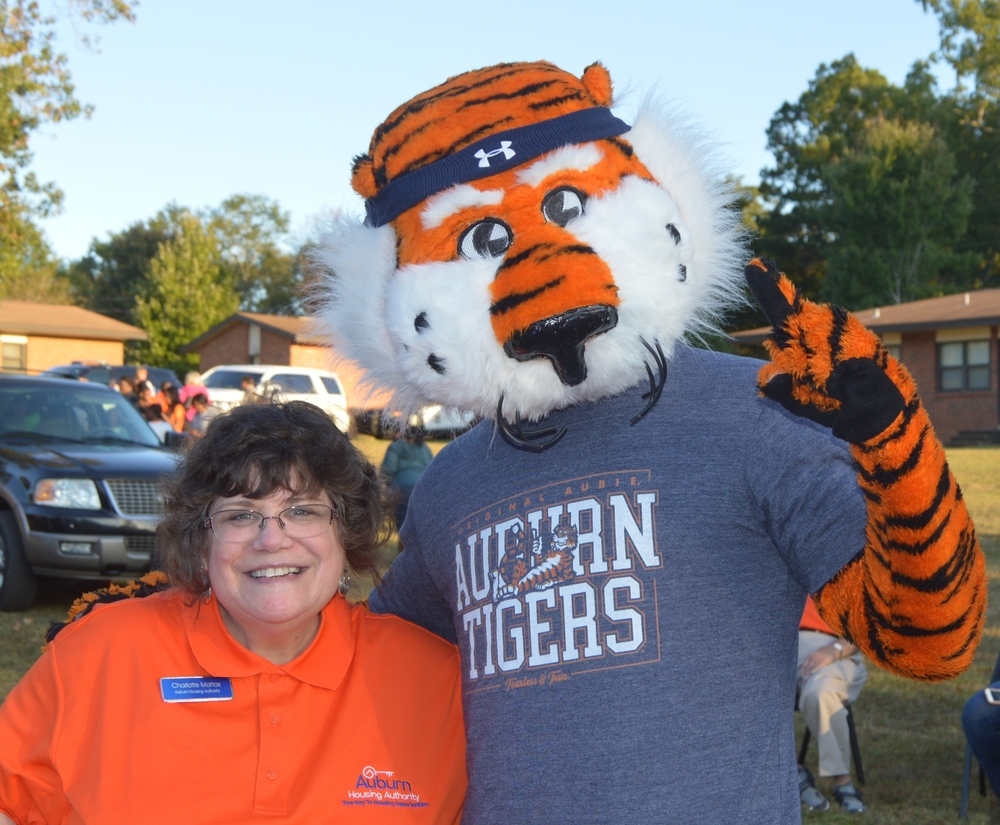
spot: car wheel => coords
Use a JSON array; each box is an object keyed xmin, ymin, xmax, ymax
[{"xmin": 0, "ymin": 512, "xmax": 38, "ymax": 611}]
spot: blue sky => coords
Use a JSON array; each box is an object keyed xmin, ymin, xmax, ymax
[{"xmin": 32, "ymin": 0, "xmax": 951, "ymax": 260}]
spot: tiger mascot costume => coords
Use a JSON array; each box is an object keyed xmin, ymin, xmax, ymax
[{"xmin": 310, "ymin": 60, "xmax": 985, "ymax": 823}]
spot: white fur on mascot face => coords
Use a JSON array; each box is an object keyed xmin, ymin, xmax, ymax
[{"xmin": 311, "ymin": 104, "xmax": 747, "ymax": 426}]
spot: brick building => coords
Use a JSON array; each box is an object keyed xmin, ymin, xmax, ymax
[
  {"xmin": 730, "ymin": 289, "xmax": 1000, "ymax": 445},
  {"xmin": 0, "ymin": 301, "xmax": 146, "ymax": 375},
  {"xmin": 182, "ymin": 312, "xmax": 392, "ymax": 411}
]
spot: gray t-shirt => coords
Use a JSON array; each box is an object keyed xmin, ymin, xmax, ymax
[{"xmin": 370, "ymin": 345, "xmax": 867, "ymax": 824}]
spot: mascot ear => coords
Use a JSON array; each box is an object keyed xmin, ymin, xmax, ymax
[
  {"xmin": 351, "ymin": 153, "xmax": 379, "ymax": 199},
  {"xmin": 581, "ymin": 62, "xmax": 613, "ymax": 107}
]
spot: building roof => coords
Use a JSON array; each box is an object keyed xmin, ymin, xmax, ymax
[
  {"xmin": 181, "ymin": 312, "xmax": 323, "ymax": 352},
  {"xmin": 730, "ymin": 288, "xmax": 1000, "ymax": 345},
  {"xmin": 0, "ymin": 300, "xmax": 147, "ymax": 341}
]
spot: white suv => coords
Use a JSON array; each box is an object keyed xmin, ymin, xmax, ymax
[{"xmin": 200, "ymin": 365, "xmax": 352, "ymax": 434}]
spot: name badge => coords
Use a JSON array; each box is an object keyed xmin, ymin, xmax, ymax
[{"xmin": 160, "ymin": 676, "xmax": 234, "ymax": 703}]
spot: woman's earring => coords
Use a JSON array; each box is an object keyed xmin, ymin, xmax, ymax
[{"xmin": 338, "ymin": 568, "xmax": 351, "ymax": 598}]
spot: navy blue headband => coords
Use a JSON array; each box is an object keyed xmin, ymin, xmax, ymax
[{"xmin": 364, "ymin": 107, "xmax": 631, "ymax": 227}]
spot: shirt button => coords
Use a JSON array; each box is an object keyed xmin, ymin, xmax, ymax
[
  {"xmin": 269, "ymin": 674, "xmax": 280, "ymax": 683},
  {"xmin": 267, "ymin": 770, "xmax": 277, "ymax": 780},
  {"xmin": 270, "ymin": 714, "xmax": 280, "ymax": 725}
]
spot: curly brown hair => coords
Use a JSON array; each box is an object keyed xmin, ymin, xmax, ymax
[{"xmin": 157, "ymin": 401, "xmax": 392, "ymax": 599}]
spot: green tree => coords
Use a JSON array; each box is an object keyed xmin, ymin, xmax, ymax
[
  {"xmin": 0, "ymin": 0, "xmax": 136, "ymax": 274},
  {"xmin": 68, "ymin": 195, "xmax": 304, "ymax": 327},
  {"xmin": 134, "ymin": 212, "xmax": 238, "ymax": 373},
  {"xmin": 823, "ymin": 118, "xmax": 975, "ymax": 307},
  {"xmin": 755, "ymin": 56, "xmax": 963, "ymax": 303},
  {"xmin": 67, "ymin": 211, "xmax": 176, "ymax": 323},
  {"xmin": 0, "ymin": 205, "xmax": 72, "ymax": 301},
  {"xmin": 920, "ymin": 0, "xmax": 1000, "ymax": 99},
  {"xmin": 918, "ymin": 0, "xmax": 1000, "ymax": 285},
  {"xmin": 208, "ymin": 194, "xmax": 299, "ymax": 314}
]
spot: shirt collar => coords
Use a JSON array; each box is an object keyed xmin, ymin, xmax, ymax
[{"xmin": 184, "ymin": 594, "xmax": 356, "ymax": 690}]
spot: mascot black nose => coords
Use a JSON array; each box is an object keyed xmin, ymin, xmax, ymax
[{"xmin": 504, "ymin": 305, "xmax": 618, "ymax": 386}]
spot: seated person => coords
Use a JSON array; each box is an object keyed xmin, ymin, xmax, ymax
[
  {"xmin": 0, "ymin": 401, "xmax": 467, "ymax": 824},
  {"xmin": 797, "ymin": 595, "xmax": 868, "ymax": 814},
  {"xmin": 963, "ymin": 677, "xmax": 1000, "ymax": 800}
]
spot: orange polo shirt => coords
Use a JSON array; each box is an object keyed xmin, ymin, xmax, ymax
[
  {"xmin": 0, "ymin": 590, "xmax": 466, "ymax": 824},
  {"xmin": 799, "ymin": 595, "xmax": 836, "ymax": 636}
]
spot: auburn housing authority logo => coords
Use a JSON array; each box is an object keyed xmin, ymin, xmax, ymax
[{"xmin": 341, "ymin": 765, "xmax": 429, "ymax": 810}]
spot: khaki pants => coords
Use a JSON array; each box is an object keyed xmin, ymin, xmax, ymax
[{"xmin": 797, "ymin": 630, "xmax": 868, "ymax": 778}]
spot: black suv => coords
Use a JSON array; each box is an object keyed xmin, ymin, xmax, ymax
[
  {"xmin": 42, "ymin": 363, "xmax": 181, "ymax": 389},
  {"xmin": 0, "ymin": 375, "xmax": 179, "ymax": 610}
]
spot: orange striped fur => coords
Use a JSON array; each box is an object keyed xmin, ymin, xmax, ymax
[
  {"xmin": 355, "ymin": 62, "xmax": 655, "ymax": 348},
  {"xmin": 353, "ymin": 61, "xmax": 616, "ymax": 195},
  {"xmin": 752, "ymin": 258, "xmax": 986, "ymax": 680}
]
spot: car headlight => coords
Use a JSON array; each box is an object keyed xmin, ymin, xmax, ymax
[{"xmin": 33, "ymin": 479, "xmax": 102, "ymax": 510}]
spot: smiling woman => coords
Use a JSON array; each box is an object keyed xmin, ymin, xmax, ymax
[{"xmin": 0, "ymin": 402, "xmax": 467, "ymax": 824}]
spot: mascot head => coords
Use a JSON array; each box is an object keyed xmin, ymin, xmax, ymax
[{"xmin": 312, "ymin": 61, "xmax": 747, "ymax": 443}]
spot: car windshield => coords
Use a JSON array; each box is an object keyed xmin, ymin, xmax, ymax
[
  {"xmin": 203, "ymin": 370, "xmax": 264, "ymax": 390},
  {"xmin": 0, "ymin": 384, "xmax": 161, "ymax": 447}
]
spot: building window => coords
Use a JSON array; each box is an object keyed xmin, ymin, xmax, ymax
[
  {"xmin": 938, "ymin": 340, "xmax": 991, "ymax": 391},
  {"xmin": 248, "ymin": 324, "xmax": 261, "ymax": 366},
  {"xmin": 1, "ymin": 335, "xmax": 27, "ymax": 373},
  {"xmin": 879, "ymin": 332, "xmax": 902, "ymax": 362}
]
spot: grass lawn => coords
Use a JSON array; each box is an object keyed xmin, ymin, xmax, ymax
[{"xmin": 0, "ymin": 441, "xmax": 997, "ymax": 822}]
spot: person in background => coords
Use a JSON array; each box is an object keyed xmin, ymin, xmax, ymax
[
  {"xmin": 133, "ymin": 367, "xmax": 155, "ymax": 396},
  {"xmin": 142, "ymin": 404, "xmax": 174, "ymax": 444},
  {"xmin": 179, "ymin": 371, "xmax": 209, "ymax": 422},
  {"xmin": 184, "ymin": 393, "xmax": 217, "ymax": 438},
  {"xmin": 160, "ymin": 384, "xmax": 186, "ymax": 433},
  {"xmin": 117, "ymin": 376, "xmax": 140, "ymax": 410},
  {"xmin": 380, "ymin": 419, "xmax": 434, "ymax": 530},
  {"xmin": 0, "ymin": 401, "xmax": 467, "ymax": 823},
  {"xmin": 240, "ymin": 375, "xmax": 264, "ymax": 406},
  {"xmin": 137, "ymin": 382, "xmax": 155, "ymax": 411},
  {"xmin": 797, "ymin": 595, "xmax": 868, "ymax": 814},
  {"xmin": 962, "ymin": 667, "xmax": 1000, "ymax": 805}
]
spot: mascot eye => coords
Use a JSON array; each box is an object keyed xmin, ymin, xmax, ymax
[
  {"xmin": 458, "ymin": 220, "xmax": 513, "ymax": 260},
  {"xmin": 542, "ymin": 187, "xmax": 587, "ymax": 227}
]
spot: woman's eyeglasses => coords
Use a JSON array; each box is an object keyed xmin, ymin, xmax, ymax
[{"xmin": 205, "ymin": 504, "xmax": 337, "ymax": 542}]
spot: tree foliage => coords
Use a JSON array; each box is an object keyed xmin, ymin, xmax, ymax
[
  {"xmin": 823, "ymin": 118, "xmax": 975, "ymax": 306},
  {"xmin": 920, "ymin": 0, "xmax": 1000, "ymax": 99},
  {"xmin": 917, "ymin": 0, "xmax": 1000, "ymax": 286},
  {"xmin": 133, "ymin": 212, "xmax": 239, "ymax": 374},
  {"xmin": 755, "ymin": 56, "xmax": 948, "ymax": 304},
  {"xmin": 752, "ymin": 41, "xmax": 999, "ymax": 310},
  {"xmin": 66, "ymin": 209, "xmax": 175, "ymax": 323},
  {"xmin": 0, "ymin": 0, "xmax": 135, "ymax": 280},
  {"xmin": 69, "ymin": 194, "xmax": 305, "ymax": 330},
  {"xmin": 207, "ymin": 194, "xmax": 300, "ymax": 314}
]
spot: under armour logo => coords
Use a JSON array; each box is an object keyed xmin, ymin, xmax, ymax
[{"xmin": 474, "ymin": 141, "xmax": 516, "ymax": 168}]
